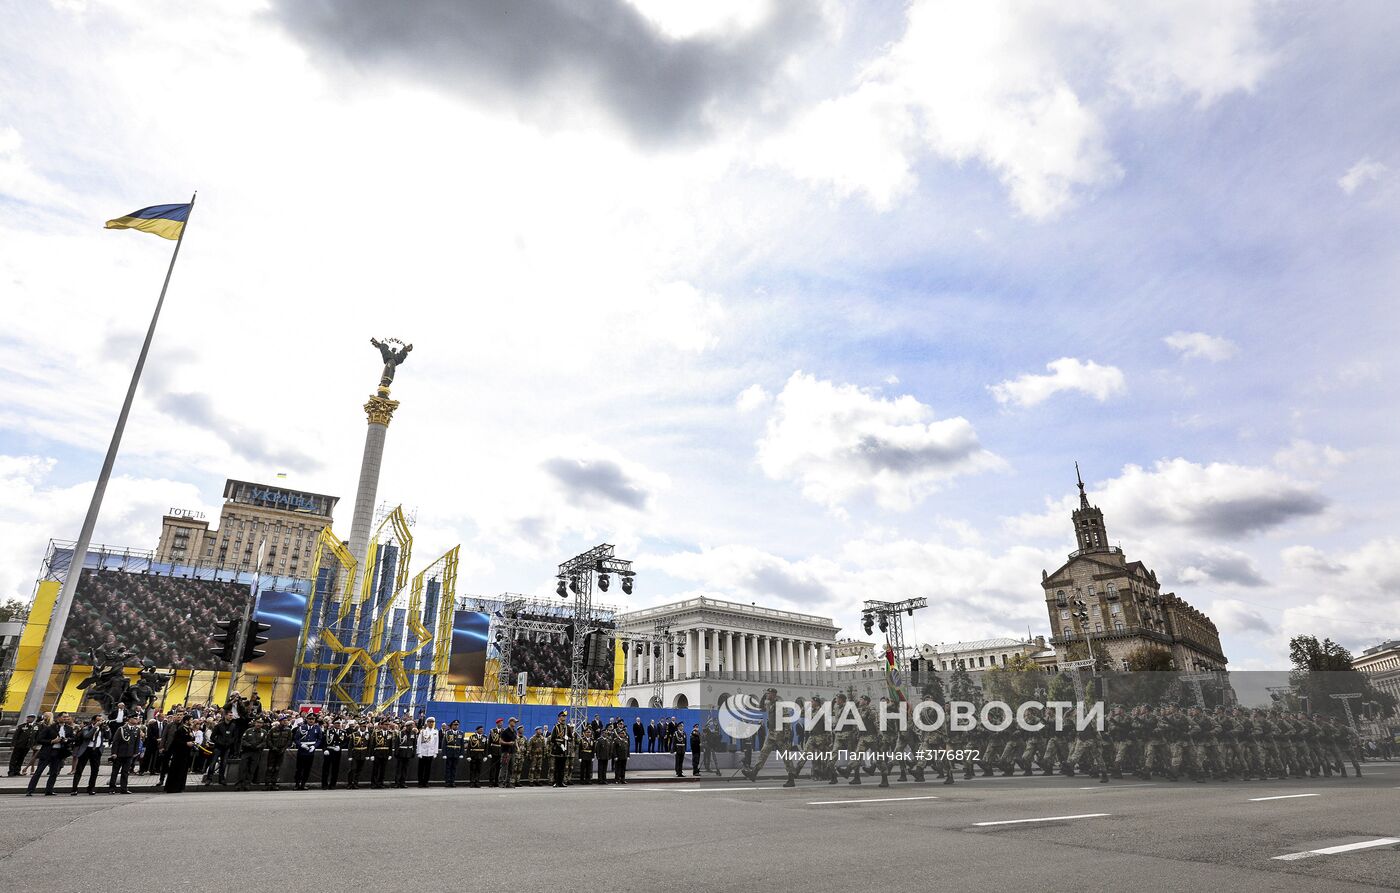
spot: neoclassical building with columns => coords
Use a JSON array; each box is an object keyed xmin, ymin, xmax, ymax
[{"xmin": 615, "ymin": 596, "xmax": 839, "ymax": 709}]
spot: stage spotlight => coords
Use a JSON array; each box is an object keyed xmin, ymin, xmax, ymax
[
  {"xmin": 862, "ymin": 613, "xmax": 873, "ymax": 635},
  {"xmin": 654, "ymin": 644, "xmax": 662, "ymax": 658},
  {"xmin": 556, "ymin": 579, "xmax": 567, "ymax": 598},
  {"xmin": 621, "ymin": 574, "xmax": 633, "ymax": 595},
  {"xmin": 907, "ymin": 608, "xmax": 913, "ymax": 617},
  {"xmin": 676, "ymin": 643, "xmax": 685, "ymax": 658},
  {"xmin": 878, "ymin": 614, "xmax": 888, "ymax": 633},
  {"xmin": 621, "ymin": 640, "xmax": 629, "ymax": 655},
  {"xmin": 569, "ymin": 577, "xmax": 581, "ymax": 595},
  {"xmin": 598, "ymin": 573, "xmax": 610, "ymax": 592}
]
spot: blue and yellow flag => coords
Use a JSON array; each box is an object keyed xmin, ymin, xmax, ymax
[{"xmin": 104, "ymin": 203, "xmax": 191, "ymax": 240}]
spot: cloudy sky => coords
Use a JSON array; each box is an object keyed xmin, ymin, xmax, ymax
[{"xmin": 3, "ymin": 0, "xmax": 1398, "ymax": 670}]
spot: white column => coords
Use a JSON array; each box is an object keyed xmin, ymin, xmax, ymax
[
  {"xmin": 827, "ymin": 644, "xmax": 835, "ymax": 671},
  {"xmin": 725, "ymin": 630, "xmax": 735, "ymax": 677},
  {"xmin": 782, "ymin": 639, "xmax": 791, "ymax": 673},
  {"xmin": 710, "ymin": 628, "xmax": 719, "ymax": 675},
  {"xmin": 759, "ymin": 636, "xmax": 768, "ymax": 673}
]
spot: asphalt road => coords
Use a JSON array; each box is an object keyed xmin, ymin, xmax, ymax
[{"xmin": 1, "ymin": 765, "xmax": 1396, "ymax": 891}]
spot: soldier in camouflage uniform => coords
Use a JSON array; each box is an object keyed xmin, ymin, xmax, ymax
[
  {"xmin": 1212, "ymin": 706, "xmax": 1240, "ymax": 780},
  {"xmin": 1184, "ymin": 706, "xmax": 1211, "ymax": 781},
  {"xmin": 1105, "ymin": 705, "xmax": 1134, "ymax": 779},
  {"xmin": 1068, "ymin": 712, "xmax": 1109, "ymax": 783},
  {"xmin": 265, "ymin": 717, "xmax": 294, "ymax": 791},
  {"xmin": 743, "ymin": 689, "xmax": 802, "ymax": 786},
  {"xmin": 1046, "ymin": 711, "xmax": 1073, "ymax": 777},
  {"xmin": 1013, "ymin": 706, "xmax": 1047, "ymax": 777},
  {"xmin": 805, "ymin": 695, "xmax": 835, "ymax": 783}
]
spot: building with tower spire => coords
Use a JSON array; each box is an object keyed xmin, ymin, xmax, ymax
[{"xmin": 1042, "ymin": 465, "xmax": 1228, "ymax": 672}]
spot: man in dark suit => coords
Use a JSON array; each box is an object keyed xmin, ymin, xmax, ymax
[
  {"xmin": 70, "ymin": 716, "xmax": 108, "ymax": 795},
  {"xmin": 632, "ymin": 718, "xmax": 644, "ymax": 754},
  {"xmin": 139, "ymin": 713, "xmax": 165, "ymax": 775},
  {"xmin": 8, "ymin": 714, "xmax": 37, "ymax": 776},
  {"xmin": 26, "ymin": 714, "xmax": 74, "ymax": 797},
  {"xmin": 646, "ymin": 720, "xmax": 657, "ymax": 753}
]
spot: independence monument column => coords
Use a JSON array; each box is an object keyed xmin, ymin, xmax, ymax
[{"xmin": 348, "ymin": 337, "xmax": 412, "ymax": 591}]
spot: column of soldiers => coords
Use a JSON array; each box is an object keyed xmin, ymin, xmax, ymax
[{"xmin": 741, "ymin": 690, "xmax": 1368, "ymax": 788}]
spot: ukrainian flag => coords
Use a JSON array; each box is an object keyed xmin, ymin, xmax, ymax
[{"xmin": 104, "ymin": 203, "xmax": 191, "ymax": 240}]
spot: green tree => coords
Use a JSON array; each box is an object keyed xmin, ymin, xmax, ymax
[
  {"xmin": 0, "ymin": 598, "xmax": 27, "ymax": 623},
  {"xmin": 983, "ymin": 653, "xmax": 1045, "ymax": 704},
  {"xmin": 919, "ymin": 670, "xmax": 946, "ymax": 704},
  {"xmin": 1047, "ymin": 672, "xmax": 1076, "ymax": 702},
  {"xmin": 1289, "ymin": 636, "xmax": 1354, "ymax": 671},
  {"xmin": 1125, "ymin": 646, "xmax": 1174, "ymax": 672},
  {"xmin": 1288, "ymin": 635, "xmax": 1392, "ymax": 720},
  {"xmin": 948, "ymin": 663, "xmax": 977, "ymax": 703}
]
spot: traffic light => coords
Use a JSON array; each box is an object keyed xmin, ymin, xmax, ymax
[
  {"xmin": 241, "ymin": 618, "xmax": 271, "ymax": 664},
  {"xmin": 209, "ymin": 618, "xmax": 239, "ymax": 664}
]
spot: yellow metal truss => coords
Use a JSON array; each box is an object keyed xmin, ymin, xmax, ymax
[
  {"xmin": 293, "ymin": 527, "xmax": 357, "ymax": 675},
  {"xmin": 371, "ymin": 545, "xmax": 458, "ymax": 711}
]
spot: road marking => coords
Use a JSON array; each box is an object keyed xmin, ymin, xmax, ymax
[
  {"xmin": 808, "ymin": 795, "xmax": 940, "ymax": 806},
  {"xmin": 973, "ymin": 813, "xmax": 1110, "ymax": 826},
  {"xmin": 1078, "ymin": 783, "xmax": 1156, "ymax": 790},
  {"xmin": 1248, "ymin": 793, "xmax": 1321, "ymax": 802},
  {"xmin": 681, "ymin": 786, "xmax": 789, "ymax": 792},
  {"xmin": 1273, "ymin": 838, "xmax": 1400, "ymax": 861}
]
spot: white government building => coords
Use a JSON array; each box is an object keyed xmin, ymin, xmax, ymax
[{"xmin": 615, "ymin": 596, "xmax": 839, "ymax": 709}]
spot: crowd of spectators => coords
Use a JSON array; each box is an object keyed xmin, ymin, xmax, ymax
[
  {"xmin": 56, "ymin": 569, "xmax": 248, "ymax": 670},
  {"xmin": 8, "ymin": 694, "xmax": 705, "ymax": 795}
]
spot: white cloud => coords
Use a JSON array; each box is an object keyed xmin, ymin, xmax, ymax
[
  {"xmin": 735, "ymin": 384, "xmax": 771, "ymax": 413},
  {"xmin": 755, "ymin": 371, "xmax": 1001, "ymax": 510},
  {"xmin": 0, "ymin": 455, "xmax": 210, "ymax": 604},
  {"xmin": 1272, "ymin": 439, "xmax": 1348, "ymax": 476},
  {"xmin": 1164, "ymin": 331, "xmax": 1238, "ymax": 362},
  {"xmin": 1209, "ymin": 598, "xmax": 1274, "ymax": 635},
  {"xmin": 650, "ymin": 535, "xmax": 1059, "ymax": 645},
  {"xmin": 1007, "ymin": 457, "xmax": 1328, "ymax": 596},
  {"xmin": 763, "ymin": 0, "xmax": 1274, "ymax": 216},
  {"xmin": 989, "ymin": 357, "xmax": 1126, "ymax": 407},
  {"xmin": 1338, "ymin": 157, "xmax": 1387, "ymax": 195}
]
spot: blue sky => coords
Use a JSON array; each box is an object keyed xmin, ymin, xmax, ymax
[{"xmin": 2, "ymin": 0, "xmax": 1397, "ymax": 669}]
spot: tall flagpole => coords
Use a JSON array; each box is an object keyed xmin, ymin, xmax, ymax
[{"xmin": 19, "ymin": 192, "xmax": 198, "ymax": 720}]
